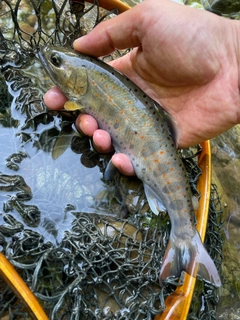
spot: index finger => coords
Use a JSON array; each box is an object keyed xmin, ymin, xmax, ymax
[
  {"xmin": 73, "ymin": 3, "xmax": 144, "ymax": 57},
  {"xmin": 44, "ymin": 86, "xmax": 68, "ymax": 110}
]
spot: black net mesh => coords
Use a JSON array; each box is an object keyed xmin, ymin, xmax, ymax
[{"xmin": 0, "ymin": 1, "xmax": 223, "ymax": 319}]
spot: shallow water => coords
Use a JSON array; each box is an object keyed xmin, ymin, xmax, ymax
[{"xmin": 0, "ymin": 65, "xmax": 116, "ymax": 247}]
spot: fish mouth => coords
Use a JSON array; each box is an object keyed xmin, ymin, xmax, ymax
[
  {"xmin": 37, "ymin": 46, "xmax": 58, "ymax": 85},
  {"xmin": 37, "ymin": 46, "xmax": 51, "ymax": 76}
]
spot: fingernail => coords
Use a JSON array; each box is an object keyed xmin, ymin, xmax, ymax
[{"xmin": 73, "ymin": 36, "xmax": 86, "ymax": 49}]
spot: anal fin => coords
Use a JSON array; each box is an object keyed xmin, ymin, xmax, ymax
[{"xmin": 144, "ymin": 183, "xmax": 166, "ymax": 215}]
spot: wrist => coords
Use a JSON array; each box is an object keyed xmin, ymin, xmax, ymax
[
  {"xmin": 220, "ymin": 18, "xmax": 240, "ymax": 125},
  {"xmin": 231, "ymin": 20, "xmax": 240, "ymax": 123}
]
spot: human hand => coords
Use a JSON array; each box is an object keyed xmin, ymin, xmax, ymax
[{"xmin": 44, "ymin": 0, "xmax": 240, "ymax": 175}]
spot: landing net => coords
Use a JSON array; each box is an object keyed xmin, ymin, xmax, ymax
[{"xmin": 0, "ymin": 1, "xmax": 223, "ymax": 319}]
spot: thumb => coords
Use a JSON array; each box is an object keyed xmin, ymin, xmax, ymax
[{"xmin": 73, "ymin": 3, "xmax": 143, "ymax": 57}]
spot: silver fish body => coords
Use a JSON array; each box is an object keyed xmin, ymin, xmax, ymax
[{"xmin": 38, "ymin": 46, "xmax": 221, "ymax": 287}]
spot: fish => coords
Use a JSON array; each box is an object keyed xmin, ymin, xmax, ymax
[{"xmin": 38, "ymin": 46, "xmax": 221, "ymax": 287}]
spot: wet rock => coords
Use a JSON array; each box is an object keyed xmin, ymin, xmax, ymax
[
  {"xmin": 211, "ymin": 126, "xmax": 240, "ymax": 204},
  {"xmin": 217, "ymin": 240, "xmax": 240, "ymax": 318},
  {"xmin": 117, "ymin": 175, "xmax": 149, "ymax": 215},
  {"xmin": 212, "ymin": 148, "xmax": 232, "ymax": 166},
  {"xmin": 205, "ymin": 0, "xmax": 240, "ymax": 14},
  {"xmin": 211, "ymin": 169, "xmax": 229, "ymax": 216},
  {"xmin": 96, "ymin": 289, "xmax": 123, "ymax": 316},
  {"xmin": 98, "ymin": 221, "xmax": 142, "ymax": 239},
  {"xmin": 215, "ymin": 159, "xmax": 240, "ymax": 205},
  {"xmin": 97, "ymin": 221, "xmax": 143, "ymax": 251},
  {"xmin": 211, "ymin": 125, "xmax": 240, "ymax": 159},
  {"xmin": 218, "ymin": 308, "xmax": 240, "ymax": 320}
]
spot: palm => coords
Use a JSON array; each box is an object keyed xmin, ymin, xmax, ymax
[{"xmin": 108, "ymin": 3, "xmax": 239, "ymax": 148}]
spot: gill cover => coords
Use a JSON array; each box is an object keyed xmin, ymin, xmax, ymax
[
  {"xmin": 40, "ymin": 47, "xmax": 88, "ymax": 98},
  {"xmin": 56, "ymin": 58, "xmax": 88, "ymax": 98}
]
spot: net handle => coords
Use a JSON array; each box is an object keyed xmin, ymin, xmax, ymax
[
  {"xmin": 0, "ymin": 252, "xmax": 48, "ymax": 320},
  {"xmin": 87, "ymin": 0, "xmax": 131, "ymax": 12}
]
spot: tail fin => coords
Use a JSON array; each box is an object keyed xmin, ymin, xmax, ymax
[{"xmin": 159, "ymin": 231, "xmax": 221, "ymax": 287}]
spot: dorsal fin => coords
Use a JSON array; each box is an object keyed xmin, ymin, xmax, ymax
[{"xmin": 155, "ymin": 102, "xmax": 179, "ymax": 148}]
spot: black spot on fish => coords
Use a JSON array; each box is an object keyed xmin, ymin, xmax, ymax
[
  {"xmin": 134, "ymin": 88, "xmax": 138, "ymax": 92},
  {"xmin": 114, "ymin": 122, "xmax": 119, "ymax": 129},
  {"xmin": 169, "ymin": 202, "xmax": 177, "ymax": 210},
  {"xmin": 162, "ymin": 185, "xmax": 169, "ymax": 194},
  {"xmin": 143, "ymin": 94, "xmax": 146, "ymax": 98},
  {"xmin": 141, "ymin": 150, "xmax": 149, "ymax": 157},
  {"xmin": 111, "ymin": 72, "xmax": 115, "ymax": 75},
  {"xmin": 129, "ymin": 144, "xmax": 134, "ymax": 149},
  {"xmin": 170, "ymin": 200, "xmax": 185, "ymax": 210}
]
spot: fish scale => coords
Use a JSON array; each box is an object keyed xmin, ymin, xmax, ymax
[
  {"xmin": 38, "ymin": 46, "xmax": 221, "ymax": 287},
  {"xmin": 87, "ymin": 73, "xmax": 190, "ymax": 220}
]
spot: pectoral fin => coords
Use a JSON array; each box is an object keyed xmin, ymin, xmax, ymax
[
  {"xmin": 52, "ymin": 128, "xmax": 77, "ymax": 160},
  {"xmin": 103, "ymin": 159, "xmax": 119, "ymax": 181},
  {"xmin": 144, "ymin": 183, "xmax": 166, "ymax": 215},
  {"xmin": 64, "ymin": 100, "xmax": 85, "ymax": 111}
]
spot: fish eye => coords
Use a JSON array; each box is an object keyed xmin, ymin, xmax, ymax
[{"xmin": 50, "ymin": 53, "xmax": 62, "ymax": 67}]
